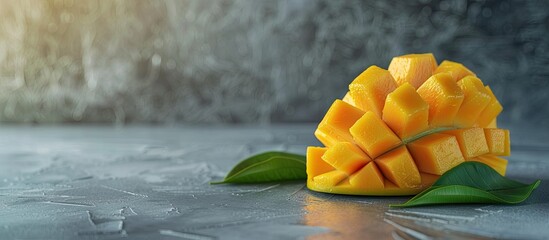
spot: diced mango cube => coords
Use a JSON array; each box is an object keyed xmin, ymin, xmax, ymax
[
  {"xmin": 407, "ymin": 133, "xmax": 465, "ymax": 175},
  {"xmin": 388, "ymin": 53, "xmax": 438, "ymax": 88},
  {"xmin": 417, "ymin": 73, "xmax": 465, "ymax": 127},
  {"xmin": 349, "ymin": 66, "xmax": 398, "ymax": 116},
  {"xmin": 484, "ymin": 128, "xmax": 511, "ymax": 156},
  {"xmin": 443, "ymin": 128, "xmax": 489, "ymax": 159},
  {"xmin": 350, "ymin": 111, "xmax": 401, "ymax": 158},
  {"xmin": 382, "ymin": 83, "xmax": 429, "ymax": 139},
  {"xmin": 375, "ymin": 146, "xmax": 421, "ymax": 188},
  {"xmin": 454, "ymin": 76, "xmax": 491, "ymax": 127},
  {"xmin": 434, "ymin": 60, "xmax": 476, "ymax": 81},
  {"xmin": 322, "ymin": 142, "xmax": 371, "ymax": 174},
  {"xmin": 312, "ymin": 170, "xmax": 348, "ymax": 187},
  {"xmin": 342, "ymin": 92, "xmax": 356, "ymax": 106},
  {"xmin": 477, "ymin": 86, "xmax": 503, "ymax": 127},
  {"xmin": 467, "ymin": 156, "xmax": 507, "ymax": 176},
  {"xmin": 314, "ymin": 100, "xmax": 365, "ymax": 147},
  {"xmin": 487, "ymin": 118, "xmax": 498, "ymax": 128},
  {"xmin": 349, "ymin": 162, "xmax": 385, "ymax": 189},
  {"xmin": 306, "ymin": 147, "xmax": 333, "ymax": 180}
]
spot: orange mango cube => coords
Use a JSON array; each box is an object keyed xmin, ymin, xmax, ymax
[
  {"xmin": 322, "ymin": 142, "xmax": 371, "ymax": 174},
  {"xmin": 454, "ymin": 76, "xmax": 491, "ymax": 127},
  {"xmin": 388, "ymin": 53, "xmax": 438, "ymax": 88},
  {"xmin": 417, "ymin": 73, "xmax": 465, "ymax": 127},
  {"xmin": 314, "ymin": 100, "xmax": 365, "ymax": 147},
  {"xmin": 349, "ymin": 162, "xmax": 385, "ymax": 189},
  {"xmin": 434, "ymin": 60, "xmax": 476, "ymax": 81},
  {"xmin": 306, "ymin": 147, "xmax": 333, "ymax": 180},
  {"xmin": 312, "ymin": 171, "xmax": 348, "ymax": 187},
  {"xmin": 484, "ymin": 128, "xmax": 511, "ymax": 156},
  {"xmin": 487, "ymin": 118, "xmax": 498, "ymax": 128},
  {"xmin": 342, "ymin": 92, "xmax": 356, "ymax": 106},
  {"xmin": 382, "ymin": 83, "xmax": 429, "ymax": 139},
  {"xmin": 375, "ymin": 146, "xmax": 421, "ymax": 188},
  {"xmin": 477, "ymin": 86, "xmax": 503, "ymax": 127},
  {"xmin": 349, "ymin": 66, "xmax": 398, "ymax": 116},
  {"xmin": 443, "ymin": 128, "xmax": 489, "ymax": 159},
  {"xmin": 407, "ymin": 133, "xmax": 465, "ymax": 175},
  {"xmin": 350, "ymin": 111, "xmax": 401, "ymax": 158}
]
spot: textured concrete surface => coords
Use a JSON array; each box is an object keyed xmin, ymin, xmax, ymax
[
  {"xmin": 0, "ymin": 124, "xmax": 548, "ymax": 239},
  {"xmin": 0, "ymin": 0, "xmax": 548, "ymax": 126}
]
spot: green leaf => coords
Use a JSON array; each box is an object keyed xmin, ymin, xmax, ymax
[
  {"xmin": 210, "ymin": 151, "xmax": 307, "ymax": 184},
  {"xmin": 391, "ymin": 162, "xmax": 541, "ymax": 207}
]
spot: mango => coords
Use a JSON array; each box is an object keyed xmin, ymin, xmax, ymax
[
  {"xmin": 308, "ymin": 53, "xmax": 511, "ymax": 195},
  {"xmin": 322, "ymin": 142, "xmax": 370, "ymax": 175},
  {"xmin": 443, "ymin": 128, "xmax": 489, "ymax": 159},
  {"xmin": 407, "ymin": 133, "xmax": 464, "ymax": 175},
  {"xmin": 434, "ymin": 60, "xmax": 476, "ymax": 81},
  {"xmin": 417, "ymin": 73, "xmax": 464, "ymax": 127},
  {"xmin": 349, "ymin": 162, "xmax": 385, "ymax": 189},
  {"xmin": 314, "ymin": 100, "xmax": 364, "ymax": 147},
  {"xmin": 484, "ymin": 128, "xmax": 510, "ymax": 156},
  {"xmin": 349, "ymin": 111, "xmax": 401, "ymax": 159},
  {"xmin": 454, "ymin": 76, "xmax": 491, "ymax": 127},
  {"xmin": 477, "ymin": 86, "xmax": 503, "ymax": 127},
  {"xmin": 348, "ymin": 66, "xmax": 397, "ymax": 117},
  {"xmin": 388, "ymin": 53, "xmax": 438, "ymax": 88},
  {"xmin": 375, "ymin": 146, "xmax": 421, "ymax": 188},
  {"xmin": 306, "ymin": 147, "xmax": 333, "ymax": 181},
  {"xmin": 382, "ymin": 83, "xmax": 429, "ymax": 139}
]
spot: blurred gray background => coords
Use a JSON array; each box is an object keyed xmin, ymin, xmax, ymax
[{"xmin": 0, "ymin": 0, "xmax": 547, "ymax": 125}]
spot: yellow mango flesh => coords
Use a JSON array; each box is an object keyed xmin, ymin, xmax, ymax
[
  {"xmin": 382, "ymin": 83, "xmax": 429, "ymax": 139},
  {"xmin": 454, "ymin": 76, "xmax": 492, "ymax": 127},
  {"xmin": 314, "ymin": 100, "xmax": 365, "ymax": 147},
  {"xmin": 349, "ymin": 111, "xmax": 401, "ymax": 159},
  {"xmin": 306, "ymin": 147, "xmax": 333, "ymax": 181},
  {"xmin": 307, "ymin": 53, "xmax": 510, "ymax": 196},
  {"xmin": 477, "ymin": 86, "xmax": 503, "ymax": 127},
  {"xmin": 349, "ymin": 162, "xmax": 384, "ymax": 189},
  {"xmin": 434, "ymin": 60, "xmax": 476, "ymax": 81},
  {"xmin": 417, "ymin": 73, "xmax": 465, "ymax": 127},
  {"xmin": 484, "ymin": 128, "xmax": 511, "ymax": 156},
  {"xmin": 443, "ymin": 128, "xmax": 489, "ymax": 159},
  {"xmin": 388, "ymin": 53, "xmax": 438, "ymax": 88},
  {"xmin": 348, "ymin": 66, "xmax": 397, "ymax": 117},
  {"xmin": 375, "ymin": 146, "xmax": 421, "ymax": 188},
  {"xmin": 322, "ymin": 142, "xmax": 371, "ymax": 175},
  {"xmin": 487, "ymin": 118, "xmax": 498, "ymax": 128},
  {"xmin": 313, "ymin": 171, "xmax": 348, "ymax": 187},
  {"xmin": 342, "ymin": 92, "xmax": 356, "ymax": 106},
  {"xmin": 467, "ymin": 156, "xmax": 507, "ymax": 176},
  {"xmin": 407, "ymin": 133, "xmax": 465, "ymax": 175}
]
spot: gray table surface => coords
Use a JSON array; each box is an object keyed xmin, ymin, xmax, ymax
[{"xmin": 0, "ymin": 124, "xmax": 548, "ymax": 240}]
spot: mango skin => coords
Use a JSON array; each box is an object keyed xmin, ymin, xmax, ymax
[{"xmin": 308, "ymin": 54, "xmax": 510, "ymax": 196}]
